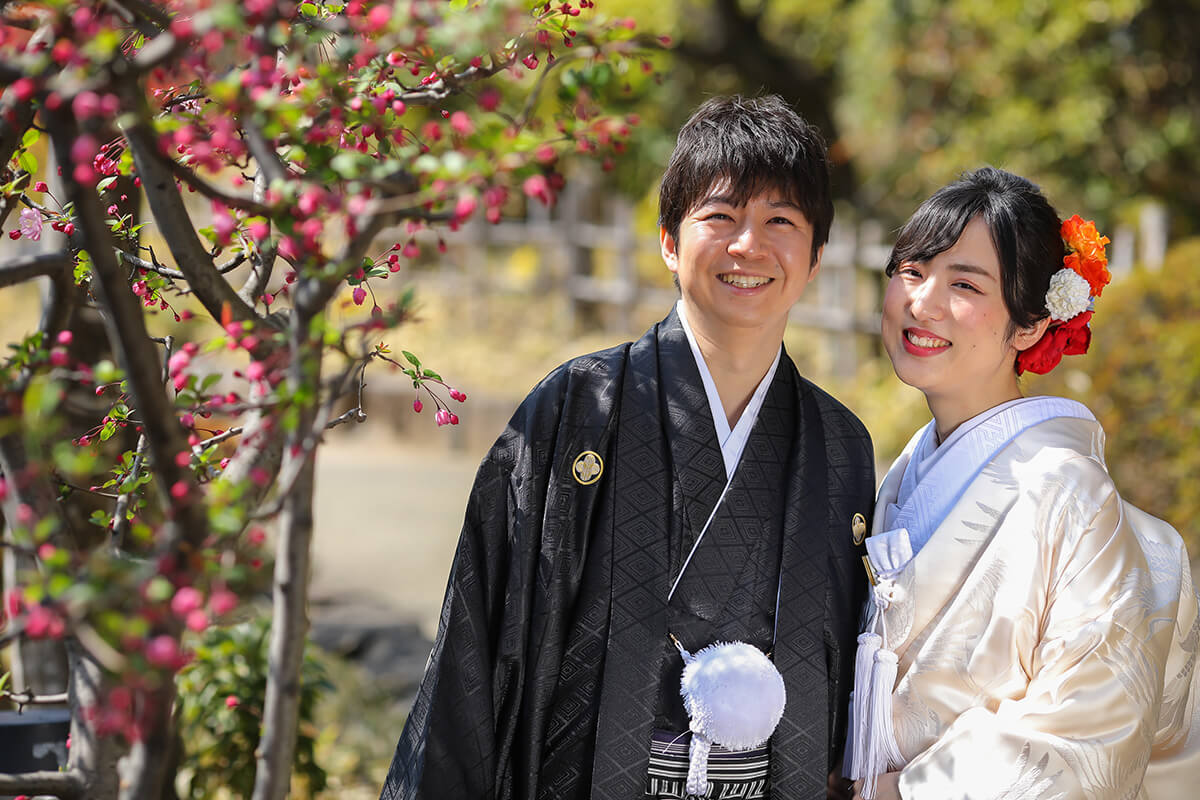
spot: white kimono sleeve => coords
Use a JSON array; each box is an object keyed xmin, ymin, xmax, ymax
[{"xmin": 898, "ymin": 478, "xmax": 1189, "ymax": 800}]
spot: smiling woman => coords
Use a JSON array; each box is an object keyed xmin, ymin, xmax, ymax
[{"xmin": 848, "ymin": 167, "xmax": 1200, "ymax": 800}]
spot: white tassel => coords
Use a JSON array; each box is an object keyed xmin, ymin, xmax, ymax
[
  {"xmin": 846, "ymin": 631, "xmax": 881, "ymax": 778},
  {"xmin": 860, "ymin": 648, "xmax": 904, "ymax": 800},
  {"xmin": 686, "ymin": 732, "xmax": 712, "ymax": 797}
]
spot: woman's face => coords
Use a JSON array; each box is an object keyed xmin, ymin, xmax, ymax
[{"xmin": 881, "ymin": 216, "xmax": 1045, "ymax": 433}]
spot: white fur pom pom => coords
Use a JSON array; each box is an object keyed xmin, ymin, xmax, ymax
[{"xmin": 679, "ymin": 641, "xmax": 786, "ymax": 750}]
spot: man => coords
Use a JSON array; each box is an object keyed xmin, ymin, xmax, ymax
[{"xmin": 380, "ymin": 95, "xmax": 875, "ymax": 800}]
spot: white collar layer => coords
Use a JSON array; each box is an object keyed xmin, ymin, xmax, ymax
[{"xmin": 676, "ymin": 300, "xmax": 782, "ymax": 480}]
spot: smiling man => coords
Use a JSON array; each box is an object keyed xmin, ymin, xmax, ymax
[{"xmin": 380, "ymin": 95, "xmax": 876, "ymax": 800}]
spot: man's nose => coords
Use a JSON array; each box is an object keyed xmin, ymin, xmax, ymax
[{"xmin": 728, "ymin": 224, "xmax": 765, "ymax": 258}]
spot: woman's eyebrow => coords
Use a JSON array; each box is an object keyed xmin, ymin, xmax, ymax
[{"xmin": 948, "ymin": 262, "xmax": 998, "ymax": 281}]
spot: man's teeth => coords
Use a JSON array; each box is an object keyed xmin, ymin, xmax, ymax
[
  {"xmin": 720, "ymin": 274, "xmax": 771, "ymax": 288},
  {"xmin": 907, "ymin": 331, "xmax": 950, "ymax": 348}
]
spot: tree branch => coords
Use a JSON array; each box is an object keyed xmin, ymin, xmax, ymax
[
  {"xmin": 0, "ymin": 769, "xmax": 86, "ymax": 799},
  {"xmin": 112, "ymin": 336, "xmax": 172, "ymax": 547},
  {"xmin": 120, "ymin": 118, "xmax": 267, "ymax": 329},
  {"xmin": 249, "ymin": 312, "xmax": 321, "ymax": 800},
  {"xmin": 238, "ymin": 171, "xmax": 276, "ymax": 303},
  {"xmin": 0, "ymin": 251, "xmax": 73, "ymax": 289},
  {"xmin": 156, "ymin": 148, "xmax": 273, "ymax": 216},
  {"xmin": 45, "ymin": 109, "xmax": 208, "ymax": 555}
]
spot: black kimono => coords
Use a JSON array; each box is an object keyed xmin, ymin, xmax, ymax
[{"xmin": 380, "ymin": 309, "xmax": 875, "ymax": 800}]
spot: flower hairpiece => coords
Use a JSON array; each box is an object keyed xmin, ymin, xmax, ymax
[{"xmin": 1016, "ymin": 215, "xmax": 1111, "ymax": 375}]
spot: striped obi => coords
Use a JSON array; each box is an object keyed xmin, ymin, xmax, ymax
[{"xmin": 645, "ymin": 729, "xmax": 770, "ymax": 799}]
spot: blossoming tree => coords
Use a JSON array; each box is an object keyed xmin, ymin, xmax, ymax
[{"xmin": 0, "ymin": 1, "xmax": 653, "ymax": 798}]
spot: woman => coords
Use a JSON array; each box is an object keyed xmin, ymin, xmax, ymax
[{"xmin": 846, "ymin": 167, "xmax": 1200, "ymax": 799}]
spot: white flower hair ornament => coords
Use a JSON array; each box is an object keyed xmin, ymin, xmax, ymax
[
  {"xmin": 1044, "ymin": 267, "xmax": 1092, "ymax": 321},
  {"xmin": 674, "ymin": 638, "xmax": 786, "ymax": 797}
]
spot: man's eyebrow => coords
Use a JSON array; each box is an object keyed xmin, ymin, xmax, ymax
[{"xmin": 695, "ymin": 196, "xmax": 803, "ymax": 211}]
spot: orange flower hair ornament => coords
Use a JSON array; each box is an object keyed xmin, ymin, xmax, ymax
[{"xmin": 1016, "ymin": 215, "xmax": 1111, "ymax": 375}]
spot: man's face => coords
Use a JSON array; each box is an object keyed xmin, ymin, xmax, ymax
[{"xmin": 661, "ymin": 182, "xmax": 822, "ymax": 344}]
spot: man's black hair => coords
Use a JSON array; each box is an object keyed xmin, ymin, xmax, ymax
[{"xmin": 658, "ymin": 95, "xmax": 833, "ymax": 265}]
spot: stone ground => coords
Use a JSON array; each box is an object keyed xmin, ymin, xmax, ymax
[{"xmin": 308, "ymin": 411, "xmax": 499, "ymax": 703}]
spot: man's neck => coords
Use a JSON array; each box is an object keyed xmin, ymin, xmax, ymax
[{"xmin": 685, "ymin": 312, "xmax": 783, "ymax": 430}]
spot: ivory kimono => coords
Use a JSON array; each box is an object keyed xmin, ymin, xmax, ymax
[{"xmin": 853, "ymin": 399, "xmax": 1200, "ymax": 799}]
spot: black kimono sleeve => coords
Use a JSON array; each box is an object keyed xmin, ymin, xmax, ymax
[{"xmin": 379, "ymin": 347, "xmax": 627, "ymax": 800}]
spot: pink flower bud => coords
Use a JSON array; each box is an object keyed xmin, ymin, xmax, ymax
[
  {"xmin": 435, "ymin": 409, "xmax": 451, "ymax": 426},
  {"xmin": 171, "ymin": 586, "xmax": 203, "ymax": 616},
  {"xmin": 56, "ymin": 330, "xmax": 73, "ymax": 345},
  {"xmin": 144, "ymin": 634, "xmax": 180, "ymax": 668},
  {"xmin": 209, "ymin": 589, "xmax": 238, "ymax": 617},
  {"xmin": 170, "ymin": 481, "xmax": 189, "ymax": 500},
  {"xmin": 352, "ymin": 286, "xmax": 367, "ymax": 305},
  {"xmin": 247, "ymin": 526, "xmax": 267, "ymax": 546},
  {"xmin": 449, "ymin": 413, "xmax": 459, "ymax": 425},
  {"xmin": 225, "ymin": 695, "xmax": 240, "ymax": 709},
  {"xmin": 49, "ymin": 349, "xmax": 69, "ymax": 367},
  {"xmin": 185, "ymin": 609, "xmax": 209, "ymax": 632},
  {"xmin": 34, "ymin": 181, "xmax": 49, "ymax": 192},
  {"xmin": 413, "ymin": 398, "xmax": 423, "ymax": 413},
  {"xmin": 450, "ymin": 111, "xmax": 474, "ymax": 136},
  {"xmin": 246, "ymin": 361, "xmax": 266, "ymax": 381},
  {"xmin": 38, "ymin": 543, "xmax": 56, "ymax": 560},
  {"xmin": 175, "ymin": 451, "xmax": 191, "ymax": 467}
]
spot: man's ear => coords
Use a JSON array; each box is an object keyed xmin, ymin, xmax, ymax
[
  {"xmin": 807, "ymin": 244, "xmax": 825, "ymax": 283},
  {"xmin": 1013, "ymin": 315, "xmax": 1053, "ymax": 351},
  {"xmin": 660, "ymin": 227, "xmax": 680, "ymax": 274}
]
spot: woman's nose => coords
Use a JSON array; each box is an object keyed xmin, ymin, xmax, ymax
[{"xmin": 908, "ymin": 278, "xmax": 945, "ymax": 321}]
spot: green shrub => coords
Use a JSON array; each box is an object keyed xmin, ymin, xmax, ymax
[
  {"xmin": 1028, "ymin": 238, "xmax": 1200, "ymax": 556},
  {"xmin": 175, "ymin": 615, "xmax": 331, "ymax": 799}
]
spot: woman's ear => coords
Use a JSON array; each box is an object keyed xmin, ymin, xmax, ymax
[{"xmin": 1013, "ymin": 315, "xmax": 1053, "ymax": 352}]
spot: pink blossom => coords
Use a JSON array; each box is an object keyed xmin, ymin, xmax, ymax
[
  {"xmin": 454, "ymin": 194, "xmax": 478, "ymax": 221},
  {"xmin": 450, "ymin": 111, "xmax": 474, "ymax": 136},
  {"xmin": 247, "ymin": 526, "xmax": 267, "ymax": 546},
  {"xmin": 209, "ymin": 589, "xmax": 238, "ymax": 616},
  {"xmin": 170, "ymin": 481, "xmax": 189, "ymax": 500},
  {"xmin": 56, "ymin": 330, "xmax": 73, "ymax": 345},
  {"xmin": 225, "ymin": 695, "xmax": 240, "ymax": 709},
  {"xmin": 246, "ymin": 361, "xmax": 266, "ymax": 381},
  {"xmin": 185, "ymin": 609, "xmax": 209, "ymax": 632},
  {"xmin": 168, "ymin": 350, "xmax": 190, "ymax": 377},
  {"xmin": 49, "ymin": 349, "xmax": 69, "ymax": 367},
  {"xmin": 144, "ymin": 634, "xmax": 181, "ymax": 668},
  {"xmin": 352, "ymin": 286, "xmax": 367, "ymax": 305},
  {"xmin": 171, "ymin": 586, "xmax": 203, "ymax": 616},
  {"xmin": 34, "ymin": 181, "xmax": 48, "ymax": 192},
  {"xmin": 435, "ymin": 408, "xmax": 451, "ymax": 426},
  {"xmin": 18, "ymin": 208, "xmax": 42, "ymax": 240},
  {"xmin": 479, "ymin": 88, "xmax": 501, "ymax": 112},
  {"xmin": 523, "ymin": 174, "xmax": 552, "ymax": 206}
]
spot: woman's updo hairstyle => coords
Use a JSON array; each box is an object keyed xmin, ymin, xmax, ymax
[{"xmin": 886, "ymin": 166, "xmax": 1065, "ymax": 332}]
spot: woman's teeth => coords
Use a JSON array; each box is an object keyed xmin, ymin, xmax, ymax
[
  {"xmin": 719, "ymin": 274, "xmax": 771, "ymax": 288},
  {"xmin": 906, "ymin": 331, "xmax": 950, "ymax": 348}
]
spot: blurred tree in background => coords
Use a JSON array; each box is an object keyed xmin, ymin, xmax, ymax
[{"xmin": 610, "ymin": 0, "xmax": 1199, "ymax": 236}]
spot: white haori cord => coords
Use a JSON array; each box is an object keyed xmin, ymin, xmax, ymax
[
  {"xmin": 848, "ymin": 575, "xmax": 905, "ymax": 800},
  {"xmin": 667, "ymin": 471, "xmax": 787, "ymax": 798}
]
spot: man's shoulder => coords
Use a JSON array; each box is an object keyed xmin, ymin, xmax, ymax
[
  {"xmin": 528, "ymin": 340, "xmax": 634, "ymax": 400},
  {"xmin": 795, "ymin": 374, "xmax": 871, "ymax": 443}
]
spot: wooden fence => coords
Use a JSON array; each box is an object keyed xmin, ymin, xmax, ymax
[{"xmin": 395, "ymin": 175, "xmax": 1169, "ymax": 378}]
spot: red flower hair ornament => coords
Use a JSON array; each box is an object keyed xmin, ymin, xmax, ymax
[{"xmin": 1016, "ymin": 215, "xmax": 1111, "ymax": 376}]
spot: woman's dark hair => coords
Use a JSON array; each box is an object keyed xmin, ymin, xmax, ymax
[
  {"xmin": 886, "ymin": 166, "xmax": 1064, "ymax": 332},
  {"xmin": 658, "ymin": 94, "xmax": 833, "ymax": 266}
]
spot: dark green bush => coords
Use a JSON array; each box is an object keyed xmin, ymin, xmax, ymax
[
  {"xmin": 175, "ymin": 615, "xmax": 331, "ymax": 799},
  {"xmin": 1029, "ymin": 238, "xmax": 1200, "ymax": 556}
]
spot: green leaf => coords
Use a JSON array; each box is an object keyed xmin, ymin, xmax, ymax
[
  {"xmin": 21, "ymin": 128, "xmax": 39, "ymax": 148},
  {"xmin": 18, "ymin": 149, "xmax": 37, "ymax": 174},
  {"xmin": 402, "ymin": 350, "xmax": 421, "ymax": 369},
  {"xmin": 421, "ymin": 368, "xmax": 442, "ymax": 380},
  {"xmin": 300, "ymin": 1, "xmax": 318, "ymax": 16}
]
